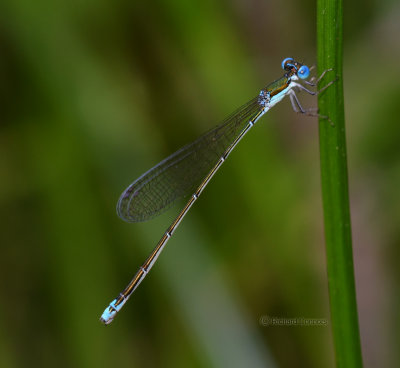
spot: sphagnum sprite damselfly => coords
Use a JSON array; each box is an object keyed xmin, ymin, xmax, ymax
[{"xmin": 100, "ymin": 58, "xmax": 333, "ymax": 325}]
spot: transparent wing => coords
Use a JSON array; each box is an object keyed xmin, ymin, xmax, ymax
[{"xmin": 117, "ymin": 96, "xmax": 262, "ymax": 222}]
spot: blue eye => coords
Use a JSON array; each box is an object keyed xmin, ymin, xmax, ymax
[
  {"xmin": 281, "ymin": 57, "xmax": 294, "ymax": 70},
  {"xmin": 298, "ymin": 65, "xmax": 310, "ymax": 79}
]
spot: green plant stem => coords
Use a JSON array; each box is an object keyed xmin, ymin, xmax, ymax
[{"xmin": 317, "ymin": 0, "xmax": 363, "ymax": 367}]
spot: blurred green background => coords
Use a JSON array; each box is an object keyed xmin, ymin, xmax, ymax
[{"xmin": 1, "ymin": 0, "xmax": 399, "ymax": 367}]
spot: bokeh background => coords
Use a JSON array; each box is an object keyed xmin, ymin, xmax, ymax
[{"xmin": 1, "ymin": 0, "xmax": 399, "ymax": 367}]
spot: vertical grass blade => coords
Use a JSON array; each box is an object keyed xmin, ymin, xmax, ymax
[{"xmin": 317, "ymin": 0, "xmax": 364, "ymax": 367}]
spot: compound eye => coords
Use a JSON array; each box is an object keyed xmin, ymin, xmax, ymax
[
  {"xmin": 298, "ymin": 65, "xmax": 310, "ymax": 79},
  {"xmin": 281, "ymin": 57, "xmax": 294, "ymax": 70}
]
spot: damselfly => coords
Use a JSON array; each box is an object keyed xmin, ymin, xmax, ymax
[{"xmin": 100, "ymin": 58, "xmax": 333, "ymax": 324}]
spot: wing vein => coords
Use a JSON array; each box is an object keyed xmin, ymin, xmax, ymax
[{"xmin": 117, "ymin": 96, "xmax": 262, "ymax": 222}]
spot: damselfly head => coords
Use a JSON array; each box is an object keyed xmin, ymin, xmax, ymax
[{"xmin": 281, "ymin": 58, "xmax": 310, "ymax": 80}]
